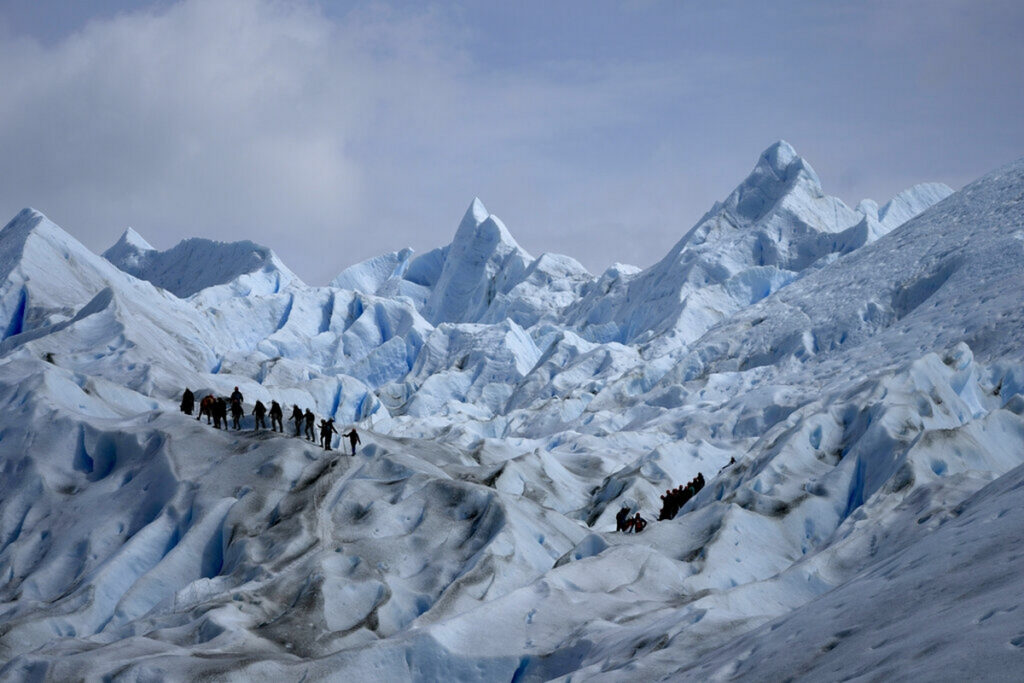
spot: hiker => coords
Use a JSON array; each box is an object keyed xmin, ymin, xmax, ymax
[
  {"xmin": 230, "ymin": 399, "xmax": 244, "ymax": 430},
  {"xmin": 269, "ymin": 400, "xmax": 283, "ymax": 432},
  {"xmin": 230, "ymin": 386, "xmax": 244, "ymax": 406},
  {"xmin": 616, "ymin": 506, "xmax": 631, "ymax": 532},
  {"xmin": 342, "ymin": 427, "xmax": 361, "ymax": 456},
  {"xmin": 180, "ymin": 388, "xmax": 194, "ymax": 415},
  {"xmin": 198, "ymin": 395, "xmax": 215, "ymax": 424},
  {"xmin": 213, "ymin": 397, "xmax": 227, "ymax": 429},
  {"xmin": 252, "ymin": 400, "xmax": 267, "ymax": 431},
  {"xmin": 288, "ymin": 404, "xmax": 303, "ymax": 436},
  {"xmin": 319, "ymin": 418, "xmax": 338, "ymax": 451},
  {"xmin": 658, "ymin": 488, "xmax": 676, "ymax": 521},
  {"xmin": 632, "ymin": 513, "xmax": 647, "ymax": 533},
  {"xmin": 304, "ymin": 409, "xmax": 316, "ymax": 441}
]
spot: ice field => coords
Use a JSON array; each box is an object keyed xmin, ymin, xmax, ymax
[{"xmin": 1, "ymin": 142, "xmax": 1023, "ymax": 680}]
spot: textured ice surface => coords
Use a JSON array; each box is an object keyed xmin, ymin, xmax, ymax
[{"xmin": 2, "ymin": 143, "xmax": 1020, "ymax": 681}]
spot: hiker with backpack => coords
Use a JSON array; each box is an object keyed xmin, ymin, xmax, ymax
[
  {"xmin": 230, "ymin": 399, "xmax": 244, "ymax": 430},
  {"xmin": 213, "ymin": 397, "xmax": 227, "ymax": 429},
  {"xmin": 304, "ymin": 409, "xmax": 316, "ymax": 441},
  {"xmin": 269, "ymin": 400, "xmax": 284, "ymax": 432},
  {"xmin": 252, "ymin": 400, "xmax": 267, "ymax": 431},
  {"xmin": 319, "ymin": 418, "xmax": 338, "ymax": 451},
  {"xmin": 288, "ymin": 404, "xmax": 303, "ymax": 436}
]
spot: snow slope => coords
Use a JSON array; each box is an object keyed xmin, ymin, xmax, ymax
[
  {"xmin": 1, "ymin": 142, "xmax": 1020, "ymax": 681},
  {"xmin": 673, "ymin": 456, "xmax": 1024, "ymax": 681}
]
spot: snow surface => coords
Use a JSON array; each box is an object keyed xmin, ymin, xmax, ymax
[{"xmin": 2, "ymin": 142, "xmax": 1021, "ymax": 681}]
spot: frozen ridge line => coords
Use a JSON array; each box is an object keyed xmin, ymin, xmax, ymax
[{"xmin": 104, "ymin": 230, "xmax": 301, "ymax": 298}]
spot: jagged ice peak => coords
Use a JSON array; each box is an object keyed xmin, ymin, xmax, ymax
[{"xmin": 116, "ymin": 227, "xmax": 155, "ymax": 252}]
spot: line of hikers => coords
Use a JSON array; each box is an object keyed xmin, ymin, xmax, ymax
[
  {"xmin": 615, "ymin": 471, "xmax": 706, "ymax": 534},
  {"xmin": 179, "ymin": 387, "xmax": 361, "ymax": 455},
  {"xmin": 657, "ymin": 473, "xmax": 705, "ymax": 521}
]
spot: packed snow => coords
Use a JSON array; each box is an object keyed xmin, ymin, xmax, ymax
[{"xmin": 2, "ymin": 141, "xmax": 1022, "ymax": 681}]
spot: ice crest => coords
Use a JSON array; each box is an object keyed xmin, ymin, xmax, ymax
[
  {"xmin": 105, "ymin": 236, "xmax": 301, "ymax": 298},
  {"xmin": 118, "ymin": 227, "xmax": 154, "ymax": 252},
  {"xmin": 461, "ymin": 196, "xmax": 492, "ymax": 231}
]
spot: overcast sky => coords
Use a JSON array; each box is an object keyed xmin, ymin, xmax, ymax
[{"xmin": 1, "ymin": 0, "xmax": 1022, "ymax": 284}]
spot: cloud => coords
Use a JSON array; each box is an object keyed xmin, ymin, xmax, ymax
[
  {"xmin": 0, "ymin": 3, "xmax": 459, "ymax": 278},
  {"xmin": 0, "ymin": 2, "xmax": 354, "ymax": 278},
  {"xmin": 0, "ymin": 0, "xmax": 699, "ymax": 282},
  {"xmin": 1, "ymin": 0, "xmax": 1022, "ymax": 284}
]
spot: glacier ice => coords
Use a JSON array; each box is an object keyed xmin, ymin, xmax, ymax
[{"xmin": 2, "ymin": 142, "xmax": 1021, "ymax": 681}]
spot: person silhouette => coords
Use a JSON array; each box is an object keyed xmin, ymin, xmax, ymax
[{"xmin": 342, "ymin": 427, "xmax": 361, "ymax": 456}]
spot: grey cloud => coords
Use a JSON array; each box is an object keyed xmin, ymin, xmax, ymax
[{"xmin": 1, "ymin": 0, "xmax": 1022, "ymax": 284}]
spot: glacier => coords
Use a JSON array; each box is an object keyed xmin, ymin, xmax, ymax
[{"xmin": 2, "ymin": 141, "xmax": 1023, "ymax": 681}]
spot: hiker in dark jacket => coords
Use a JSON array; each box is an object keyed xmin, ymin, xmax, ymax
[
  {"xmin": 213, "ymin": 397, "xmax": 227, "ymax": 429},
  {"xmin": 230, "ymin": 400, "xmax": 244, "ymax": 430},
  {"xmin": 342, "ymin": 427, "xmax": 361, "ymax": 456},
  {"xmin": 180, "ymin": 388, "xmax": 195, "ymax": 415},
  {"xmin": 319, "ymin": 418, "xmax": 338, "ymax": 451},
  {"xmin": 269, "ymin": 401, "xmax": 283, "ymax": 432},
  {"xmin": 616, "ymin": 506, "xmax": 631, "ymax": 532},
  {"xmin": 288, "ymin": 404, "xmax": 303, "ymax": 436},
  {"xmin": 304, "ymin": 409, "xmax": 316, "ymax": 441},
  {"xmin": 252, "ymin": 400, "xmax": 267, "ymax": 431},
  {"xmin": 230, "ymin": 386, "xmax": 244, "ymax": 405}
]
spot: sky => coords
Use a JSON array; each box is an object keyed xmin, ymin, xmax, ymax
[{"xmin": 1, "ymin": 0, "xmax": 1022, "ymax": 285}]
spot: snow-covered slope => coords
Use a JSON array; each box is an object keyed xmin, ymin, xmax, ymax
[
  {"xmin": 670, "ymin": 457, "xmax": 1024, "ymax": 681},
  {"xmin": 2, "ymin": 143, "xmax": 1018, "ymax": 682},
  {"xmin": 1, "ymin": 209, "xmax": 134, "ymax": 337}
]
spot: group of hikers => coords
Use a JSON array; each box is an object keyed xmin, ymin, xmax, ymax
[
  {"xmin": 616, "ymin": 471, "xmax": 707, "ymax": 534},
  {"xmin": 179, "ymin": 387, "xmax": 361, "ymax": 455},
  {"xmin": 616, "ymin": 507, "xmax": 648, "ymax": 533},
  {"xmin": 657, "ymin": 473, "xmax": 705, "ymax": 521},
  {"xmin": 180, "ymin": 387, "xmax": 711, "ymax": 529}
]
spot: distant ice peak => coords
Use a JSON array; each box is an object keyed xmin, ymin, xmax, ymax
[
  {"xmin": 104, "ymin": 234, "xmax": 300, "ymax": 298},
  {"xmin": 424, "ymin": 198, "xmax": 534, "ymax": 324},
  {"xmin": 460, "ymin": 197, "xmax": 491, "ymax": 231},
  {"xmin": 755, "ymin": 139, "xmax": 821, "ymax": 189},
  {"xmin": 452, "ymin": 198, "xmax": 524, "ymax": 254},
  {"xmin": 5, "ymin": 207, "xmax": 45, "ymax": 226},
  {"xmin": 726, "ymin": 141, "xmax": 825, "ymax": 225},
  {"xmin": 115, "ymin": 227, "xmax": 155, "ymax": 252},
  {"xmin": 757, "ymin": 140, "xmax": 813, "ymax": 179}
]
